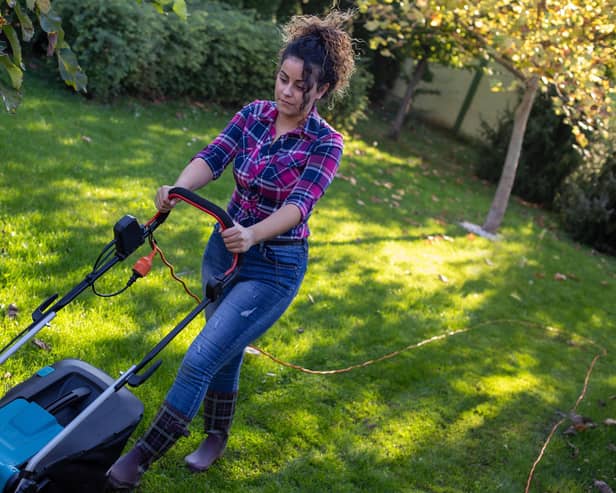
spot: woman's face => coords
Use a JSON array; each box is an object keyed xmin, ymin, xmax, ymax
[{"xmin": 275, "ymin": 56, "xmax": 328, "ymax": 123}]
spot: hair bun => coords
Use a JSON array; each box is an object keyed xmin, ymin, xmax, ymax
[{"xmin": 281, "ymin": 10, "xmax": 356, "ymax": 98}]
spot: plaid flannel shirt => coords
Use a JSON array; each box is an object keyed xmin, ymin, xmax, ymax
[{"xmin": 193, "ymin": 100, "xmax": 343, "ymax": 240}]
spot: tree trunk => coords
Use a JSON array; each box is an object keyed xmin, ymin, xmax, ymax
[
  {"xmin": 482, "ymin": 76, "xmax": 539, "ymax": 233},
  {"xmin": 388, "ymin": 57, "xmax": 428, "ymax": 140}
]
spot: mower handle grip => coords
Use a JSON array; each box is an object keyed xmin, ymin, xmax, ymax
[
  {"xmin": 167, "ymin": 186, "xmax": 235, "ymax": 229},
  {"xmin": 150, "ymin": 187, "xmax": 240, "ymax": 279}
]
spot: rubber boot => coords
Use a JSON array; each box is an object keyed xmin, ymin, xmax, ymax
[
  {"xmin": 184, "ymin": 390, "xmax": 237, "ymax": 472},
  {"xmin": 106, "ymin": 402, "xmax": 190, "ymax": 490}
]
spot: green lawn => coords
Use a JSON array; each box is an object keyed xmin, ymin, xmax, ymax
[{"xmin": 1, "ymin": 73, "xmax": 616, "ymax": 492}]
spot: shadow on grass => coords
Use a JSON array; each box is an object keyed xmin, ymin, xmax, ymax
[{"xmin": 2, "ymin": 76, "xmax": 616, "ymax": 492}]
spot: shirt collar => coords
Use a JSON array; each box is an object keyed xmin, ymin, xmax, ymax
[{"xmin": 260, "ymin": 101, "xmax": 321, "ymax": 141}]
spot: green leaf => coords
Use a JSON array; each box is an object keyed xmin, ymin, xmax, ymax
[
  {"xmin": 172, "ymin": 0, "xmax": 187, "ymax": 21},
  {"xmin": 36, "ymin": 0, "xmax": 51, "ymax": 14},
  {"xmin": 56, "ymin": 46, "xmax": 87, "ymax": 92},
  {"xmin": 0, "ymin": 76, "xmax": 22, "ymax": 112},
  {"xmin": 14, "ymin": 2, "xmax": 35, "ymax": 41},
  {"xmin": 2, "ymin": 25, "xmax": 23, "ymax": 70},
  {"xmin": 38, "ymin": 9, "xmax": 62, "ymax": 33},
  {"xmin": 0, "ymin": 54, "xmax": 23, "ymax": 89}
]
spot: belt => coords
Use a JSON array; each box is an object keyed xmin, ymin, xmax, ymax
[{"xmin": 263, "ymin": 238, "xmax": 306, "ymax": 246}]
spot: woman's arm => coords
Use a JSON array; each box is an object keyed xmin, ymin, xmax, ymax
[
  {"xmin": 155, "ymin": 158, "xmax": 214, "ymax": 212},
  {"xmin": 221, "ymin": 204, "xmax": 302, "ymax": 253}
]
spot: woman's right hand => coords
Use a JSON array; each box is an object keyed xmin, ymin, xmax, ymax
[{"xmin": 155, "ymin": 185, "xmax": 178, "ymax": 212}]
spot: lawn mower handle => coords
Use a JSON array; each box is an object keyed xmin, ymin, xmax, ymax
[{"xmin": 0, "ymin": 187, "xmax": 239, "ymax": 367}]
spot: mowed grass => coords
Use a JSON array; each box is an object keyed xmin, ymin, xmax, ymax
[{"xmin": 1, "ymin": 73, "xmax": 616, "ymax": 492}]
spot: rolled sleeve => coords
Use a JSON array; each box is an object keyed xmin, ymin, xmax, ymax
[{"xmin": 284, "ymin": 132, "xmax": 343, "ymax": 220}]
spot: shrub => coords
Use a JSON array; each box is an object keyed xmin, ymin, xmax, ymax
[
  {"xmin": 320, "ymin": 64, "xmax": 373, "ymax": 133},
  {"xmin": 53, "ymin": 0, "xmax": 164, "ymax": 100},
  {"xmin": 54, "ymin": 1, "xmax": 279, "ymax": 104},
  {"xmin": 476, "ymin": 89, "xmax": 582, "ymax": 208},
  {"xmin": 51, "ymin": 0, "xmax": 372, "ymax": 131},
  {"xmin": 556, "ymin": 148, "xmax": 616, "ymax": 255}
]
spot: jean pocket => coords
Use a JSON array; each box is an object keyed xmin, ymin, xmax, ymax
[{"xmin": 262, "ymin": 245, "xmax": 304, "ymax": 271}]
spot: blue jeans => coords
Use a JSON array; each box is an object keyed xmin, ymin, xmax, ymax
[{"xmin": 165, "ymin": 227, "xmax": 308, "ymax": 419}]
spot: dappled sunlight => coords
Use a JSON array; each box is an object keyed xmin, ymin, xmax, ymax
[
  {"xmin": 3, "ymin": 79, "xmax": 616, "ymax": 492},
  {"xmin": 345, "ymin": 138, "xmax": 423, "ymax": 171},
  {"xmin": 457, "ymin": 371, "xmax": 541, "ymax": 399}
]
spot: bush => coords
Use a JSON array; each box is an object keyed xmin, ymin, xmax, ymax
[
  {"xmin": 476, "ymin": 89, "xmax": 582, "ymax": 208},
  {"xmin": 51, "ymin": 0, "xmax": 372, "ymax": 131},
  {"xmin": 556, "ymin": 148, "xmax": 616, "ymax": 255},
  {"xmin": 320, "ymin": 63, "xmax": 373, "ymax": 133},
  {"xmin": 54, "ymin": 1, "xmax": 279, "ymax": 104}
]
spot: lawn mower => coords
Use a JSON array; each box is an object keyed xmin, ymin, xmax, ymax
[{"xmin": 0, "ymin": 187, "xmax": 239, "ymax": 493}]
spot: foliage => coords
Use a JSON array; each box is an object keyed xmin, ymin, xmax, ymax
[
  {"xmin": 143, "ymin": 0, "xmax": 188, "ymax": 20},
  {"xmin": 197, "ymin": 0, "xmax": 336, "ymax": 21},
  {"xmin": 434, "ymin": 0, "xmax": 615, "ymax": 155},
  {"xmin": 319, "ymin": 63, "xmax": 373, "ymax": 133},
  {"xmin": 557, "ymin": 148, "xmax": 616, "ymax": 255},
  {"xmin": 0, "ymin": 0, "xmax": 188, "ymax": 112},
  {"xmin": 357, "ymin": 0, "xmax": 615, "ymax": 233},
  {"xmin": 476, "ymin": 89, "xmax": 582, "ymax": 208},
  {"xmin": 53, "ymin": 0, "xmax": 370, "ymax": 130},
  {"xmin": 358, "ymin": 0, "xmax": 465, "ymax": 67},
  {"xmin": 54, "ymin": 0, "xmax": 279, "ymax": 104},
  {"xmin": 0, "ymin": 0, "xmax": 86, "ymax": 112}
]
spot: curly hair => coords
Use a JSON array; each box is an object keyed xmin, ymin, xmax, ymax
[{"xmin": 279, "ymin": 10, "xmax": 356, "ymax": 107}]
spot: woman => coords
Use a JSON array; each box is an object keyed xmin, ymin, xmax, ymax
[{"xmin": 107, "ymin": 10, "xmax": 355, "ymax": 490}]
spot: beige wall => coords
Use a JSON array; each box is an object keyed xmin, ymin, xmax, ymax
[{"xmin": 390, "ymin": 60, "xmax": 520, "ymax": 140}]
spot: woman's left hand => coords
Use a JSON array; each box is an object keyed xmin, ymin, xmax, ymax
[{"xmin": 221, "ymin": 223, "xmax": 257, "ymax": 253}]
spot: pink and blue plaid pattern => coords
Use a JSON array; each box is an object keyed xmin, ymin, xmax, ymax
[{"xmin": 193, "ymin": 100, "xmax": 343, "ymax": 239}]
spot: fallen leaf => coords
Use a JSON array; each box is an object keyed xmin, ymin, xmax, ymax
[
  {"xmin": 81, "ymin": 135, "xmax": 92, "ymax": 143},
  {"xmin": 554, "ymin": 272, "xmax": 568, "ymax": 281},
  {"xmin": 604, "ymin": 418, "xmax": 616, "ymax": 426},
  {"xmin": 510, "ymin": 292, "xmax": 523, "ymax": 302},
  {"xmin": 3, "ymin": 372, "xmax": 11, "ymax": 379},
  {"xmin": 438, "ymin": 274, "xmax": 449, "ymax": 283},
  {"xmin": 32, "ymin": 338, "xmax": 51, "ymax": 351},
  {"xmin": 356, "ymin": 199, "xmax": 365, "ymax": 206},
  {"xmin": 484, "ymin": 258, "xmax": 494, "ymax": 266},
  {"xmin": 244, "ymin": 346, "xmax": 260, "ymax": 356},
  {"xmin": 308, "ymin": 294, "xmax": 315, "ymax": 304},
  {"xmin": 594, "ymin": 480, "xmax": 614, "ymax": 493},
  {"xmin": 565, "ymin": 413, "xmax": 597, "ymax": 434},
  {"xmin": 8, "ymin": 303, "xmax": 18, "ymax": 319},
  {"xmin": 296, "ymin": 327, "xmax": 305, "ymax": 334}
]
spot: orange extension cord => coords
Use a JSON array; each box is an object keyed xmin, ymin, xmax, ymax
[{"xmin": 138, "ymin": 242, "xmax": 607, "ymax": 491}]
